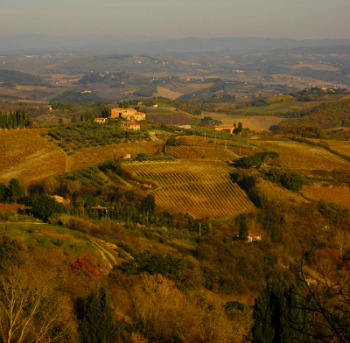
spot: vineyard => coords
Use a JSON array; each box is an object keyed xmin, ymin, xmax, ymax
[
  {"xmin": 167, "ymin": 146, "xmax": 239, "ymax": 161},
  {"xmin": 255, "ymin": 140, "xmax": 350, "ymax": 171},
  {"xmin": 124, "ymin": 160, "xmax": 255, "ymax": 218},
  {"xmin": 71, "ymin": 141, "xmax": 163, "ymax": 170},
  {"xmin": 0, "ymin": 128, "xmax": 66, "ymax": 184}
]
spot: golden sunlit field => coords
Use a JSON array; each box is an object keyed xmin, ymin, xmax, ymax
[
  {"xmin": 325, "ymin": 140, "xmax": 350, "ymax": 158},
  {"xmin": 153, "ymin": 86, "xmax": 184, "ymax": 100},
  {"xmin": 72, "ymin": 141, "xmax": 163, "ymax": 170},
  {"xmin": 204, "ymin": 112, "xmax": 282, "ymax": 131},
  {"xmin": 124, "ymin": 160, "xmax": 255, "ymax": 218},
  {"xmin": 0, "ymin": 129, "xmax": 163, "ymax": 185},
  {"xmin": 0, "ymin": 128, "xmax": 66, "ymax": 185},
  {"xmin": 167, "ymin": 146, "xmax": 239, "ymax": 160},
  {"xmin": 255, "ymin": 139, "xmax": 350, "ymax": 171},
  {"xmin": 301, "ymin": 182, "xmax": 350, "ymax": 209},
  {"xmin": 256, "ymin": 177, "xmax": 309, "ymax": 206}
]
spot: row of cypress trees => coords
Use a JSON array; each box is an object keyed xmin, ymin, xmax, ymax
[{"xmin": 0, "ymin": 111, "xmax": 32, "ymax": 129}]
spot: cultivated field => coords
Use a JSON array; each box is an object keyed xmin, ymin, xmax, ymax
[
  {"xmin": 301, "ymin": 183, "xmax": 350, "ymax": 209},
  {"xmin": 72, "ymin": 141, "xmax": 163, "ymax": 170},
  {"xmin": 256, "ymin": 178, "xmax": 309, "ymax": 207},
  {"xmin": 153, "ymin": 86, "xmax": 184, "ymax": 100},
  {"xmin": 203, "ymin": 112, "xmax": 282, "ymax": 131},
  {"xmin": 325, "ymin": 140, "xmax": 350, "ymax": 158},
  {"xmin": 171, "ymin": 136, "xmax": 256, "ymax": 158},
  {"xmin": 0, "ymin": 129, "xmax": 164, "ymax": 186},
  {"xmin": 0, "ymin": 128, "xmax": 66, "ymax": 186},
  {"xmin": 255, "ymin": 139, "xmax": 350, "ymax": 171},
  {"xmin": 124, "ymin": 160, "xmax": 255, "ymax": 218},
  {"xmin": 167, "ymin": 146, "xmax": 239, "ymax": 161}
]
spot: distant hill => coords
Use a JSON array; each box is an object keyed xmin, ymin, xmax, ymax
[
  {"xmin": 0, "ymin": 35, "xmax": 349, "ymax": 55},
  {"xmin": 51, "ymin": 90, "xmax": 102, "ymax": 104},
  {"xmin": 0, "ymin": 69, "xmax": 47, "ymax": 86},
  {"xmin": 277, "ymin": 100, "xmax": 350, "ymax": 130}
]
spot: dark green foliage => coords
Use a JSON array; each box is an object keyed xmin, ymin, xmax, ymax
[
  {"xmin": 79, "ymin": 288, "xmax": 122, "ymax": 343},
  {"xmin": 58, "ymin": 166, "xmax": 104, "ymax": 188},
  {"xmin": 292, "ymin": 87, "xmax": 346, "ymax": 102},
  {"xmin": 0, "ymin": 111, "xmax": 32, "ymax": 129},
  {"xmin": 199, "ymin": 116, "xmax": 221, "ymax": 126},
  {"xmin": 0, "ymin": 69, "xmax": 46, "ymax": 86},
  {"xmin": 6, "ymin": 178, "xmax": 25, "ymax": 203},
  {"xmin": 52, "ymin": 91, "xmax": 102, "ymax": 104},
  {"xmin": 30, "ymin": 195, "xmax": 63, "ymax": 221},
  {"xmin": 98, "ymin": 159, "xmax": 132, "ymax": 180},
  {"xmin": 238, "ymin": 215, "xmax": 248, "ymax": 241},
  {"xmin": 283, "ymin": 125, "xmax": 327, "ymax": 139},
  {"xmin": 278, "ymin": 99, "xmax": 350, "ymax": 130},
  {"xmin": 0, "ymin": 183, "xmax": 7, "ymax": 202},
  {"xmin": 116, "ymin": 251, "xmax": 194, "ymax": 286},
  {"xmin": 265, "ymin": 169, "xmax": 304, "ymax": 192},
  {"xmin": 233, "ymin": 122, "xmax": 243, "ymax": 134},
  {"xmin": 252, "ymin": 281, "xmax": 310, "ymax": 343},
  {"xmin": 232, "ymin": 173, "xmax": 257, "ymax": 191},
  {"xmin": 236, "ymin": 151, "xmax": 279, "ymax": 169},
  {"xmin": 48, "ymin": 122, "xmax": 149, "ymax": 150},
  {"xmin": 280, "ymin": 172, "xmax": 304, "ymax": 192},
  {"xmin": 166, "ymin": 135, "xmax": 177, "ymax": 146},
  {"xmin": 141, "ymin": 194, "xmax": 155, "ymax": 213}
]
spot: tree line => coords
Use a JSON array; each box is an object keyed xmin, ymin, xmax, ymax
[{"xmin": 0, "ymin": 111, "xmax": 32, "ymax": 129}]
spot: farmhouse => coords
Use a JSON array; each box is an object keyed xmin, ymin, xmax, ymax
[
  {"xmin": 214, "ymin": 125, "xmax": 235, "ymax": 134},
  {"xmin": 94, "ymin": 117, "xmax": 107, "ymax": 124},
  {"xmin": 123, "ymin": 122, "xmax": 141, "ymax": 131},
  {"xmin": 247, "ymin": 232, "xmax": 261, "ymax": 243},
  {"xmin": 110, "ymin": 108, "xmax": 146, "ymax": 121}
]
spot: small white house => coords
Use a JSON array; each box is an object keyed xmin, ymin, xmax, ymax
[{"xmin": 247, "ymin": 232, "xmax": 262, "ymax": 243}]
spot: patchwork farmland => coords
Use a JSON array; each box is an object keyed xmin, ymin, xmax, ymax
[{"xmin": 125, "ymin": 160, "xmax": 255, "ymax": 218}]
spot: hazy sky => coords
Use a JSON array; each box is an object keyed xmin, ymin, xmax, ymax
[{"xmin": 1, "ymin": 0, "xmax": 349, "ymax": 39}]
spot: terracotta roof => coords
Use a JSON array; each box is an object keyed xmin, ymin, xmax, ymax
[{"xmin": 248, "ymin": 232, "xmax": 260, "ymax": 237}]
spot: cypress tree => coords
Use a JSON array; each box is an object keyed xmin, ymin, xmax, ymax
[
  {"xmin": 79, "ymin": 287, "xmax": 122, "ymax": 343},
  {"xmin": 252, "ymin": 281, "xmax": 311, "ymax": 343}
]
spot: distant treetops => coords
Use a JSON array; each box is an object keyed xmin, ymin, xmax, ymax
[{"xmin": 0, "ymin": 111, "xmax": 32, "ymax": 129}]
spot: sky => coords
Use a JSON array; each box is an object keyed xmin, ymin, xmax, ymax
[{"xmin": 1, "ymin": 0, "xmax": 350, "ymax": 40}]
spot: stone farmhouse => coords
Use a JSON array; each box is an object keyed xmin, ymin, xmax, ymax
[
  {"xmin": 214, "ymin": 125, "xmax": 235, "ymax": 134},
  {"xmin": 94, "ymin": 117, "xmax": 107, "ymax": 124},
  {"xmin": 110, "ymin": 108, "xmax": 146, "ymax": 121},
  {"xmin": 123, "ymin": 122, "xmax": 141, "ymax": 131}
]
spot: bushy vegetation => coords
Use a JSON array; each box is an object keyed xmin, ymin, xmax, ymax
[
  {"xmin": 264, "ymin": 168, "xmax": 305, "ymax": 192},
  {"xmin": 235, "ymin": 151, "xmax": 279, "ymax": 169},
  {"xmin": 292, "ymin": 87, "xmax": 346, "ymax": 102},
  {"xmin": 0, "ymin": 178, "xmax": 25, "ymax": 203},
  {"xmin": 0, "ymin": 111, "xmax": 32, "ymax": 129},
  {"xmin": 0, "ymin": 69, "xmax": 47, "ymax": 86},
  {"xmin": 57, "ymin": 166, "xmax": 105, "ymax": 188},
  {"xmin": 278, "ymin": 100, "xmax": 350, "ymax": 130},
  {"xmin": 47, "ymin": 122, "xmax": 149, "ymax": 151}
]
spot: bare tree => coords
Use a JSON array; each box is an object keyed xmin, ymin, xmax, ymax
[
  {"xmin": 299, "ymin": 259, "xmax": 350, "ymax": 343},
  {"xmin": 0, "ymin": 266, "xmax": 78, "ymax": 343}
]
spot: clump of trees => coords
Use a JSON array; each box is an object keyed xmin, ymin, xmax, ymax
[
  {"xmin": 235, "ymin": 151, "xmax": 279, "ymax": 169},
  {"xmin": 0, "ymin": 178, "xmax": 25, "ymax": 203},
  {"xmin": 79, "ymin": 288, "xmax": 122, "ymax": 343},
  {"xmin": 264, "ymin": 168, "xmax": 305, "ymax": 192},
  {"xmin": 0, "ymin": 111, "xmax": 32, "ymax": 129}
]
